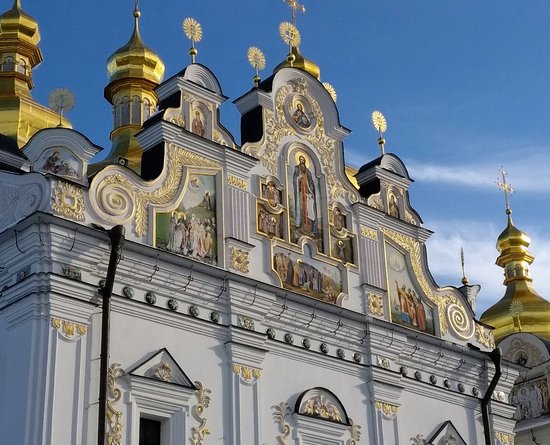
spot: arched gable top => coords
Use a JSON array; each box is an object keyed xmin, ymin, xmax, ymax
[
  {"xmin": 294, "ymin": 387, "xmax": 350, "ymax": 425},
  {"xmin": 23, "ymin": 127, "xmax": 102, "ymax": 162},
  {"xmin": 379, "ymin": 153, "xmax": 411, "ymax": 180},
  {"xmin": 271, "ymin": 68, "xmax": 349, "ymax": 141},
  {"xmin": 182, "ymin": 63, "xmax": 223, "ymax": 96},
  {"xmin": 500, "ymin": 332, "xmax": 550, "ymax": 368}
]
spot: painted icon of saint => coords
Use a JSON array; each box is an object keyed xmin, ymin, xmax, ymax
[
  {"xmin": 192, "ymin": 110, "xmax": 205, "ymax": 137},
  {"xmin": 293, "ymin": 155, "xmax": 317, "ymax": 233},
  {"xmin": 292, "ymin": 103, "xmax": 310, "ymax": 128}
]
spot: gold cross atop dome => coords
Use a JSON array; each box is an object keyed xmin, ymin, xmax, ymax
[
  {"xmin": 496, "ymin": 167, "xmax": 514, "ymax": 215},
  {"xmin": 284, "ymin": 0, "xmax": 306, "ymax": 27}
]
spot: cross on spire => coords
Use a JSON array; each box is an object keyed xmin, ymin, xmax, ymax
[
  {"xmin": 496, "ymin": 168, "xmax": 514, "ymax": 215},
  {"xmin": 284, "ymin": 0, "xmax": 306, "ymax": 27}
]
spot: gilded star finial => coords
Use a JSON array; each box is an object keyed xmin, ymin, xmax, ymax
[
  {"xmin": 496, "ymin": 167, "xmax": 514, "ymax": 215},
  {"xmin": 248, "ymin": 47, "xmax": 266, "ymax": 88},
  {"xmin": 284, "ymin": 0, "xmax": 306, "ymax": 27},
  {"xmin": 460, "ymin": 247, "xmax": 469, "ymax": 285},
  {"xmin": 371, "ymin": 111, "xmax": 387, "ymax": 155},
  {"xmin": 48, "ymin": 88, "xmax": 75, "ymax": 127},
  {"xmin": 279, "ymin": 22, "xmax": 301, "ymax": 67},
  {"xmin": 183, "ymin": 17, "xmax": 203, "ymax": 64}
]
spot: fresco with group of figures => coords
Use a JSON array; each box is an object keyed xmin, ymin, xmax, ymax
[
  {"xmin": 273, "ymin": 245, "xmax": 342, "ymax": 304},
  {"xmin": 155, "ymin": 174, "xmax": 217, "ymax": 264},
  {"xmin": 386, "ymin": 242, "xmax": 435, "ymax": 335}
]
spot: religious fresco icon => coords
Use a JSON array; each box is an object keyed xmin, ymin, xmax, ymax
[
  {"xmin": 386, "ymin": 242, "xmax": 435, "ymax": 335},
  {"xmin": 38, "ymin": 148, "xmax": 81, "ymax": 179},
  {"xmin": 288, "ymin": 150, "xmax": 323, "ymax": 252},
  {"xmin": 155, "ymin": 174, "xmax": 217, "ymax": 264},
  {"xmin": 257, "ymin": 204, "xmax": 282, "ymax": 239},
  {"xmin": 332, "ymin": 238, "xmax": 353, "ymax": 265},
  {"xmin": 261, "ymin": 180, "xmax": 282, "ymax": 208},
  {"xmin": 191, "ymin": 108, "xmax": 205, "ymax": 137},
  {"xmin": 291, "ymin": 101, "xmax": 311, "ymax": 128},
  {"xmin": 273, "ymin": 245, "xmax": 342, "ymax": 304}
]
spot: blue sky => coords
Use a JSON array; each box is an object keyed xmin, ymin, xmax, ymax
[{"xmin": 18, "ymin": 0, "xmax": 550, "ymax": 314}]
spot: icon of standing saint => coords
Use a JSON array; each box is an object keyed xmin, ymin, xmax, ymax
[{"xmin": 292, "ymin": 102, "xmax": 310, "ymax": 128}]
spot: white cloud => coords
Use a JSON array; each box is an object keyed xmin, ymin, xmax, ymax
[
  {"xmin": 425, "ymin": 218, "xmax": 550, "ymax": 316},
  {"xmin": 406, "ymin": 150, "xmax": 550, "ymax": 193}
]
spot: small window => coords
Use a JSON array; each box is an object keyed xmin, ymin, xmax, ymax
[{"xmin": 139, "ymin": 418, "xmax": 161, "ymax": 445}]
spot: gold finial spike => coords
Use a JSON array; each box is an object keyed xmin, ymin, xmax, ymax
[
  {"xmin": 371, "ymin": 111, "xmax": 387, "ymax": 156},
  {"xmin": 496, "ymin": 167, "xmax": 514, "ymax": 215},
  {"xmin": 279, "ymin": 22, "xmax": 300, "ymax": 67},
  {"xmin": 284, "ymin": 0, "xmax": 306, "ymax": 27},
  {"xmin": 248, "ymin": 47, "xmax": 266, "ymax": 88},
  {"xmin": 133, "ymin": 0, "xmax": 141, "ymax": 32},
  {"xmin": 460, "ymin": 247, "xmax": 469, "ymax": 285},
  {"xmin": 183, "ymin": 18, "xmax": 203, "ymax": 64}
]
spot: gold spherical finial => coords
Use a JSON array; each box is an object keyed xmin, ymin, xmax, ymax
[{"xmin": 183, "ymin": 17, "xmax": 202, "ymax": 64}]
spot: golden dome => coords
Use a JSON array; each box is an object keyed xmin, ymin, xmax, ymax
[
  {"xmin": 0, "ymin": 0, "xmax": 40, "ymax": 44},
  {"xmin": 106, "ymin": 8, "xmax": 165, "ymax": 85},
  {"xmin": 0, "ymin": 0, "xmax": 42, "ymax": 67},
  {"xmin": 481, "ymin": 210, "xmax": 550, "ymax": 342},
  {"xmin": 273, "ymin": 46, "xmax": 321, "ymax": 80}
]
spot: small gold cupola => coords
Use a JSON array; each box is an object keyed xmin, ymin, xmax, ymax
[
  {"xmin": 273, "ymin": 1, "xmax": 321, "ymax": 80},
  {"xmin": 0, "ymin": 0, "xmax": 70, "ymax": 148},
  {"xmin": 100, "ymin": 2, "xmax": 165, "ymax": 174},
  {"xmin": 0, "ymin": 0, "xmax": 42, "ymax": 93},
  {"xmin": 480, "ymin": 170, "xmax": 550, "ymax": 342}
]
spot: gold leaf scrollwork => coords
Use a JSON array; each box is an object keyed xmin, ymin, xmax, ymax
[
  {"xmin": 51, "ymin": 317, "xmax": 88, "ymax": 339},
  {"xmin": 494, "ymin": 431, "xmax": 515, "ymax": 445},
  {"xmin": 232, "ymin": 363, "xmax": 262, "ymax": 383},
  {"xmin": 227, "ymin": 175, "xmax": 248, "ymax": 190},
  {"xmin": 360, "ymin": 226, "xmax": 378, "ymax": 240},
  {"xmin": 52, "ymin": 180, "xmax": 85, "ymax": 222},
  {"xmin": 347, "ymin": 418, "xmax": 362, "ymax": 445},
  {"xmin": 303, "ymin": 396, "xmax": 343, "ymax": 422},
  {"xmin": 374, "ymin": 401, "xmax": 398, "ymax": 419},
  {"xmin": 475, "ymin": 323, "xmax": 496, "ymax": 349},
  {"xmin": 272, "ymin": 401, "xmax": 291, "ymax": 445},
  {"xmin": 244, "ymin": 85, "xmax": 358, "ymax": 203},
  {"xmin": 191, "ymin": 381, "xmax": 211, "ymax": 445},
  {"xmin": 446, "ymin": 303, "xmax": 474, "ymax": 340},
  {"xmin": 230, "ymin": 247, "xmax": 250, "ymax": 273},
  {"xmin": 368, "ymin": 294, "xmax": 384, "ymax": 317},
  {"xmin": 107, "ymin": 363, "xmax": 125, "ymax": 445},
  {"xmin": 380, "ymin": 228, "xmax": 468, "ymax": 337},
  {"xmin": 94, "ymin": 144, "xmax": 219, "ymax": 237}
]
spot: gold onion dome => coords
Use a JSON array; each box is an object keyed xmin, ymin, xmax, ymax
[
  {"xmin": 106, "ymin": 7, "xmax": 164, "ymax": 85},
  {"xmin": 480, "ymin": 210, "xmax": 550, "ymax": 342},
  {"xmin": 274, "ymin": 46, "xmax": 321, "ymax": 80},
  {"xmin": 0, "ymin": 0, "xmax": 40, "ymax": 44},
  {"xmin": 0, "ymin": 0, "xmax": 42, "ymax": 64}
]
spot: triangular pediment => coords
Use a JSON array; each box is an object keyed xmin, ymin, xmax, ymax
[
  {"xmin": 427, "ymin": 420, "xmax": 467, "ymax": 445},
  {"xmin": 127, "ymin": 348, "xmax": 196, "ymax": 389}
]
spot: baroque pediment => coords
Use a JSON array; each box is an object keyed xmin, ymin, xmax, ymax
[{"xmin": 127, "ymin": 348, "xmax": 196, "ymax": 389}]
